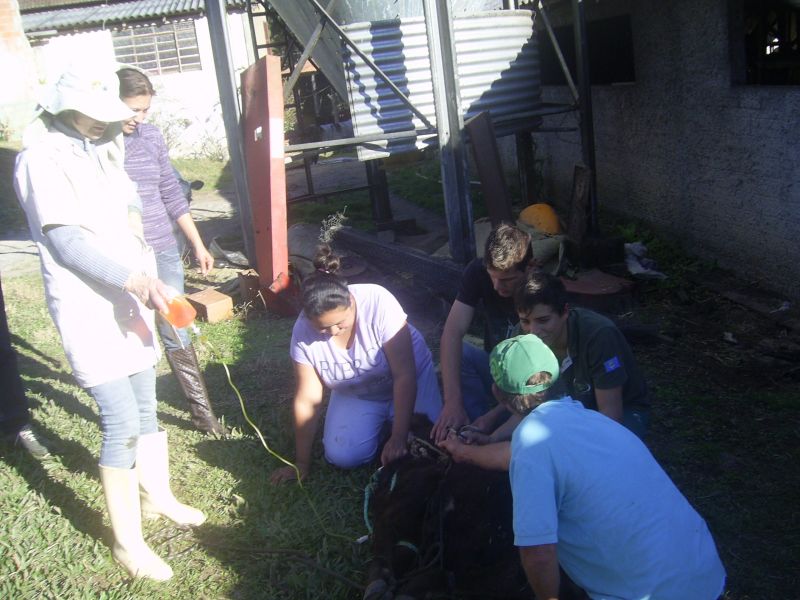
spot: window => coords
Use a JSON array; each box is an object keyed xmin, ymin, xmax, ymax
[
  {"xmin": 538, "ymin": 15, "xmax": 636, "ymax": 85},
  {"xmin": 112, "ymin": 21, "xmax": 201, "ymax": 75},
  {"xmin": 741, "ymin": 0, "xmax": 800, "ymax": 85}
]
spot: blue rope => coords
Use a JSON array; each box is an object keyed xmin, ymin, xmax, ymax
[
  {"xmin": 363, "ymin": 466, "xmax": 384, "ymax": 535},
  {"xmin": 395, "ymin": 540, "xmax": 420, "ymax": 555}
]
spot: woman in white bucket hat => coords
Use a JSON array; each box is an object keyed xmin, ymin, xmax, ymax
[{"xmin": 13, "ymin": 64, "xmax": 205, "ymax": 582}]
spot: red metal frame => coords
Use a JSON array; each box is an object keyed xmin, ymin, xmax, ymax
[{"xmin": 240, "ymin": 54, "xmax": 298, "ymax": 316}]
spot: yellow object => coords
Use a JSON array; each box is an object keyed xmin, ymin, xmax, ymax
[{"xmin": 519, "ymin": 203, "xmax": 562, "ymax": 235}]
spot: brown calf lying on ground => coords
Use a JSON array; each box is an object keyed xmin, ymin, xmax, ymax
[
  {"xmin": 363, "ymin": 416, "xmax": 588, "ymax": 600},
  {"xmin": 363, "ymin": 416, "xmax": 530, "ymax": 600}
]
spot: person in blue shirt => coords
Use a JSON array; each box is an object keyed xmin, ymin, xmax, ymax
[{"xmin": 440, "ymin": 334, "xmax": 726, "ymax": 600}]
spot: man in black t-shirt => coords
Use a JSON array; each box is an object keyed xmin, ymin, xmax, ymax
[
  {"xmin": 451, "ymin": 271, "xmax": 651, "ymax": 448},
  {"xmin": 431, "ymin": 224, "xmax": 534, "ymax": 443}
]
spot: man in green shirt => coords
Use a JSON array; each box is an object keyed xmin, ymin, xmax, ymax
[
  {"xmin": 514, "ymin": 271, "xmax": 650, "ymax": 437},
  {"xmin": 466, "ymin": 271, "xmax": 650, "ymax": 442}
]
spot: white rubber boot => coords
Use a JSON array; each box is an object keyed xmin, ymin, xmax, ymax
[
  {"xmin": 137, "ymin": 430, "xmax": 206, "ymax": 526},
  {"xmin": 99, "ymin": 465, "xmax": 173, "ymax": 581}
]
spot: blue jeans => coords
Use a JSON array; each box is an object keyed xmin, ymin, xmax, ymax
[
  {"xmin": 323, "ymin": 360, "xmax": 443, "ymax": 468},
  {"xmin": 460, "ymin": 342, "xmax": 493, "ymax": 421},
  {"xmin": 87, "ymin": 368, "xmax": 158, "ymax": 468},
  {"xmin": 154, "ymin": 245, "xmax": 190, "ymax": 351}
]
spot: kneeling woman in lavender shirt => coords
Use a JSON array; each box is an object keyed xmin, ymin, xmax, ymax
[{"xmin": 271, "ymin": 244, "xmax": 442, "ymax": 483}]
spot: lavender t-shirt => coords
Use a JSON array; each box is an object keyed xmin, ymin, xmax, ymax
[{"xmin": 290, "ymin": 284, "xmax": 433, "ymax": 401}]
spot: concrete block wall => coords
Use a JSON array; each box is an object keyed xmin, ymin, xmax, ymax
[{"xmin": 532, "ymin": 0, "xmax": 800, "ymax": 301}]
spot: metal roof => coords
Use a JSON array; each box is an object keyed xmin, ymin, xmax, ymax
[
  {"xmin": 19, "ymin": 1, "xmax": 102, "ymax": 10},
  {"xmin": 21, "ymin": 0, "xmax": 245, "ymax": 34}
]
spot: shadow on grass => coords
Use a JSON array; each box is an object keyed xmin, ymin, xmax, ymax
[
  {"xmin": 12, "ymin": 333, "xmax": 99, "ymax": 426},
  {"xmin": 16, "ymin": 326, "xmax": 214, "ymax": 439},
  {"xmin": 0, "ymin": 448, "xmax": 108, "ymax": 545},
  {"xmin": 159, "ymin": 306, "xmax": 373, "ymax": 598},
  {"xmin": 192, "ymin": 434, "xmax": 369, "ymax": 599}
]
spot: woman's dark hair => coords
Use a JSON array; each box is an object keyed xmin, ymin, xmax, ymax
[
  {"xmin": 117, "ymin": 68, "xmax": 156, "ymax": 98},
  {"xmin": 301, "ymin": 244, "xmax": 351, "ymax": 318},
  {"xmin": 514, "ymin": 270, "xmax": 568, "ymax": 315}
]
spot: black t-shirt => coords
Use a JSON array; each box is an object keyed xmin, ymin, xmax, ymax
[{"xmin": 455, "ymin": 258, "xmax": 519, "ymax": 351}]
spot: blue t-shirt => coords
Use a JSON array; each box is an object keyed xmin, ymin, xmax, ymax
[{"xmin": 510, "ymin": 398, "xmax": 726, "ymax": 599}]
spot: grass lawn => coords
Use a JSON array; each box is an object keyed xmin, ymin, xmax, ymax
[
  {"xmin": 2, "ymin": 153, "xmax": 799, "ymax": 599},
  {"xmin": 1, "ymin": 272, "xmax": 374, "ymax": 599}
]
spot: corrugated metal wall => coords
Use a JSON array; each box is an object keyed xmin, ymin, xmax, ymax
[
  {"xmin": 342, "ymin": 9, "xmax": 541, "ymax": 160},
  {"xmin": 331, "ymin": 0, "xmax": 503, "ymax": 24},
  {"xmin": 265, "ymin": 0, "xmax": 503, "ymax": 101}
]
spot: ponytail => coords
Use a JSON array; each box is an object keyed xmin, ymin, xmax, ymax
[{"xmin": 301, "ymin": 244, "xmax": 351, "ymax": 318}]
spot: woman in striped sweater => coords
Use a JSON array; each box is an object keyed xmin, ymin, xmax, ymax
[{"xmin": 117, "ymin": 67, "xmax": 223, "ymax": 435}]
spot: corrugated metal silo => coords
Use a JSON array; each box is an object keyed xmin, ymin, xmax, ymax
[{"xmin": 341, "ymin": 9, "xmax": 541, "ymax": 160}]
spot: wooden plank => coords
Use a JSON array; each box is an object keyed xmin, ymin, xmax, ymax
[
  {"xmin": 566, "ymin": 163, "xmax": 591, "ymax": 243},
  {"xmin": 719, "ymin": 290, "xmax": 800, "ymax": 332},
  {"xmin": 464, "ymin": 111, "xmax": 514, "ymax": 226}
]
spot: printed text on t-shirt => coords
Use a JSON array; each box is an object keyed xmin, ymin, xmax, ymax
[{"xmin": 318, "ymin": 346, "xmax": 383, "ymax": 381}]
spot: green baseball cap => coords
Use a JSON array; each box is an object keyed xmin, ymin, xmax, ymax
[{"xmin": 490, "ymin": 334, "xmax": 560, "ymax": 395}]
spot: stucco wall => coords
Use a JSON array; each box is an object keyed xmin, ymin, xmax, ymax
[
  {"xmin": 0, "ymin": 0, "xmax": 37, "ymax": 135},
  {"xmin": 148, "ymin": 12, "xmax": 252, "ymax": 158},
  {"xmin": 23, "ymin": 12, "xmax": 252, "ymax": 158},
  {"xmin": 533, "ymin": 0, "xmax": 800, "ymax": 301}
]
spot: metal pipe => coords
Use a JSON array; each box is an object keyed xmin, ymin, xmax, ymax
[
  {"xmin": 285, "ymin": 128, "xmax": 436, "ymax": 152},
  {"xmin": 530, "ymin": 126, "xmax": 579, "ymax": 132},
  {"xmin": 292, "ymin": 85, "xmax": 316, "ymax": 196},
  {"xmin": 206, "ymin": 0, "xmax": 255, "ymax": 264},
  {"xmin": 304, "ymin": 0, "xmax": 434, "ymax": 130},
  {"xmin": 245, "ymin": 0, "xmax": 259, "ymax": 61},
  {"xmin": 283, "ymin": 105, "xmax": 576, "ymax": 154},
  {"xmin": 423, "ymin": 0, "xmax": 475, "ymax": 263},
  {"xmin": 572, "ymin": 0, "xmax": 598, "ymax": 232},
  {"xmin": 537, "ymin": 0, "xmax": 579, "ymax": 102},
  {"xmin": 288, "ymin": 184, "xmax": 372, "ymax": 203},
  {"xmin": 283, "ymin": 0, "xmax": 338, "ymax": 103},
  {"xmin": 493, "ymin": 103, "xmax": 579, "ymax": 122}
]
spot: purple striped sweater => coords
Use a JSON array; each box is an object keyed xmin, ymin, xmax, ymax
[{"xmin": 123, "ymin": 123, "xmax": 188, "ymax": 252}]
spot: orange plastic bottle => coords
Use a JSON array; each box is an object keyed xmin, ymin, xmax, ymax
[{"xmin": 161, "ymin": 295, "xmax": 197, "ymax": 328}]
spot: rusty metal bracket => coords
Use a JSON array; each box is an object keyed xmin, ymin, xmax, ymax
[{"xmin": 464, "ymin": 111, "xmax": 514, "ymax": 227}]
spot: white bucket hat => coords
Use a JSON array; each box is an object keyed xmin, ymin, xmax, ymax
[{"xmin": 38, "ymin": 65, "xmax": 134, "ymax": 123}]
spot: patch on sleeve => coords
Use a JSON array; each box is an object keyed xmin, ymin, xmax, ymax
[{"xmin": 603, "ymin": 356, "xmax": 621, "ymax": 373}]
